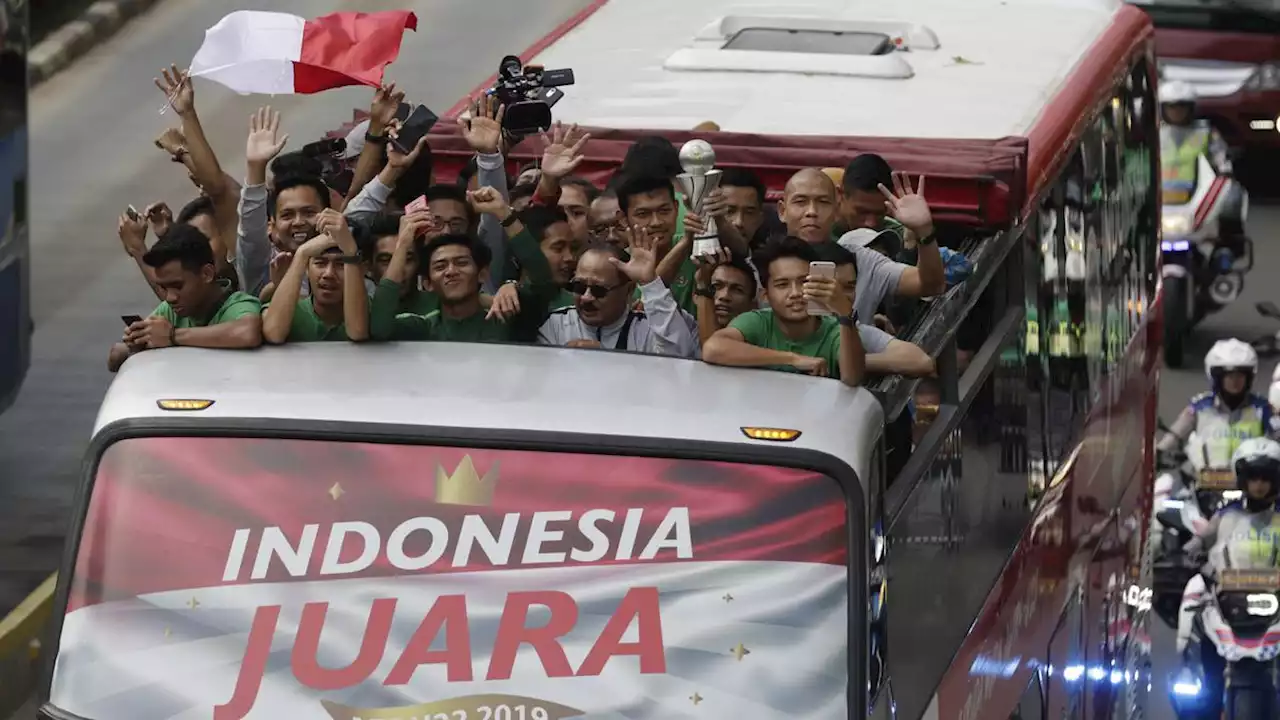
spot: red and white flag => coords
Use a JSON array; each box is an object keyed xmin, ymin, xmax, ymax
[{"xmin": 188, "ymin": 10, "xmax": 418, "ymax": 95}]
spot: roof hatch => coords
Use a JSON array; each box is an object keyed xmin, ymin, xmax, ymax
[{"xmin": 665, "ymin": 15, "xmax": 941, "ymax": 79}]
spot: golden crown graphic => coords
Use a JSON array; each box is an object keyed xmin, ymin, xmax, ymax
[{"xmin": 435, "ymin": 455, "xmax": 499, "ymax": 507}]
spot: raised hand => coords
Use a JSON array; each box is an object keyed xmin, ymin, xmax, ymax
[
  {"xmin": 803, "ymin": 273, "xmax": 853, "ymax": 318},
  {"xmin": 539, "ymin": 122, "xmax": 590, "ymax": 179},
  {"xmin": 154, "ymin": 64, "xmax": 194, "ymax": 116},
  {"xmin": 297, "ymin": 233, "xmax": 340, "ymax": 260},
  {"xmin": 369, "ymin": 83, "xmax": 405, "ymax": 129},
  {"xmin": 398, "ymin": 211, "xmax": 434, "ymax": 246},
  {"xmin": 246, "ymin": 106, "xmax": 289, "ymax": 165},
  {"xmin": 879, "ymin": 171, "xmax": 933, "ymax": 238},
  {"xmin": 459, "ymin": 94, "xmax": 506, "ymax": 155},
  {"xmin": 269, "ymin": 252, "xmax": 293, "ymax": 288},
  {"xmin": 315, "ymin": 208, "xmax": 355, "ymax": 253},
  {"xmin": 155, "ymin": 127, "xmax": 186, "ymax": 157},
  {"xmin": 609, "ymin": 228, "xmax": 659, "ymax": 285},
  {"xmin": 117, "ymin": 211, "xmax": 148, "ymax": 257},
  {"xmin": 144, "ymin": 202, "xmax": 174, "ymax": 239},
  {"xmin": 387, "ymin": 132, "xmax": 428, "ymax": 171},
  {"xmin": 467, "ymin": 186, "xmax": 511, "ymax": 218},
  {"xmin": 701, "ymin": 187, "xmax": 729, "ymax": 218},
  {"xmin": 684, "ymin": 210, "xmax": 709, "ymax": 239},
  {"xmin": 693, "ymin": 246, "xmax": 733, "ymax": 286}
]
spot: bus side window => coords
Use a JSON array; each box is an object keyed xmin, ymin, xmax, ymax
[{"xmin": 1127, "ymin": 57, "xmax": 1159, "ymax": 301}]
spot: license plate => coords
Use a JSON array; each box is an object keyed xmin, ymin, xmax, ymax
[
  {"xmin": 1219, "ymin": 570, "xmax": 1280, "ymax": 593},
  {"xmin": 1199, "ymin": 469, "xmax": 1236, "ymax": 491}
]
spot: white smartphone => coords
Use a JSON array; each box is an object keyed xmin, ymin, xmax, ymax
[{"xmin": 807, "ymin": 261, "xmax": 836, "ymax": 316}]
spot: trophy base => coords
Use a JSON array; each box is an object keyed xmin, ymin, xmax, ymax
[{"xmin": 692, "ymin": 236, "xmax": 721, "ymax": 258}]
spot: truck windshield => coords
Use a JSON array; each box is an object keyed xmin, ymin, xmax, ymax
[{"xmin": 52, "ymin": 435, "xmax": 854, "ymax": 720}]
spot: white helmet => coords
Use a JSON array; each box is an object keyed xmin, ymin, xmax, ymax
[
  {"xmin": 1232, "ymin": 438, "xmax": 1280, "ymax": 502},
  {"xmin": 1205, "ymin": 338, "xmax": 1258, "ymax": 382},
  {"xmin": 1159, "ymin": 80, "xmax": 1196, "ymax": 106}
]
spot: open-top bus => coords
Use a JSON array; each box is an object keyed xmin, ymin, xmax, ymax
[
  {"xmin": 32, "ymin": 0, "xmax": 1163, "ymax": 718},
  {"xmin": 0, "ymin": 0, "xmax": 30, "ymax": 415},
  {"xmin": 422, "ymin": 0, "xmax": 1165, "ymax": 712}
]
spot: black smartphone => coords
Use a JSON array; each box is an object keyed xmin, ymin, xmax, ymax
[
  {"xmin": 392, "ymin": 104, "xmax": 439, "ymax": 154},
  {"xmin": 121, "ymin": 314, "xmax": 143, "ymax": 326},
  {"xmin": 301, "ymin": 137, "xmax": 346, "ymax": 157},
  {"xmin": 395, "ymin": 102, "xmax": 411, "ymax": 122}
]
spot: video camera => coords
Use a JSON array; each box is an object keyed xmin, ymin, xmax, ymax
[{"xmin": 487, "ymin": 55, "xmax": 575, "ymax": 136}]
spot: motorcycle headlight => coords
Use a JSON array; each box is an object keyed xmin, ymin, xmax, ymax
[
  {"xmin": 1163, "ymin": 215, "xmax": 1191, "ymax": 237},
  {"xmin": 1243, "ymin": 62, "xmax": 1280, "ymax": 92}
]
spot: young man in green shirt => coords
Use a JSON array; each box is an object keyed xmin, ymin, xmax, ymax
[
  {"xmin": 519, "ymin": 204, "xmax": 580, "ymax": 312},
  {"xmin": 703, "ymin": 237, "xmax": 899, "ymax": 387},
  {"xmin": 109, "ymin": 224, "xmax": 263, "ymax": 372},
  {"xmin": 262, "ymin": 209, "xmax": 369, "ymax": 343},
  {"xmin": 369, "ymin": 187, "xmax": 559, "ymax": 343},
  {"xmin": 360, "ymin": 213, "xmax": 440, "ymax": 317}
]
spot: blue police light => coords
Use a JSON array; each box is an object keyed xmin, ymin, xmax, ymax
[
  {"xmin": 1171, "ymin": 668, "xmax": 1202, "ymax": 697},
  {"xmin": 1160, "ymin": 239, "xmax": 1191, "ymax": 252}
]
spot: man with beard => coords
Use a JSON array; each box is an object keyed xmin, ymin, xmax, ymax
[
  {"xmin": 262, "ymin": 210, "xmax": 369, "ymax": 343},
  {"xmin": 109, "ymin": 225, "xmax": 263, "ymax": 372},
  {"xmin": 777, "ymin": 168, "xmax": 944, "ymax": 322},
  {"xmin": 691, "ymin": 249, "xmax": 757, "ymax": 346},
  {"xmin": 536, "ymin": 230, "xmax": 698, "ymax": 357},
  {"xmin": 368, "ymin": 188, "xmax": 558, "ymax": 343}
]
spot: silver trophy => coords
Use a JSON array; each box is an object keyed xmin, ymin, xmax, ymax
[{"xmin": 674, "ymin": 140, "xmax": 722, "ymax": 257}]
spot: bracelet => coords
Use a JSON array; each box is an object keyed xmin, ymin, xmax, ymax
[
  {"xmin": 918, "ymin": 231, "xmax": 937, "ymax": 246},
  {"xmin": 500, "ymin": 212, "xmax": 520, "ymax": 228},
  {"xmin": 694, "ymin": 286, "xmax": 714, "ymax": 299},
  {"xmin": 364, "ymin": 132, "xmax": 389, "ymax": 145}
]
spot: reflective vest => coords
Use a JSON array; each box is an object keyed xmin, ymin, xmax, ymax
[
  {"xmin": 1161, "ymin": 125, "xmax": 1209, "ymax": 205},
  {"xmin": 1190, "ymin": 391, "xmax": 1272, "ymax": 467}
]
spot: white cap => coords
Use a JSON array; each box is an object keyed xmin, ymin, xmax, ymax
[
  {"xmin": 837, "ymin": 227, "xmax": 896, "ymax": 252},
  {"xmin": 339, "ymin": 119, "xmax": 371, "ymax": 160}
]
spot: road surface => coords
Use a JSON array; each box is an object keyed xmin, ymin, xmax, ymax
[{"xmin": 1, "ymin": 0, "xmax": 1279, "ymax": 716}]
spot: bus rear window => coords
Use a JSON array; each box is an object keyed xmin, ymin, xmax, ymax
[{"xmin": 53, "ymin": 436, "xmax": 852, "ymax": 720}]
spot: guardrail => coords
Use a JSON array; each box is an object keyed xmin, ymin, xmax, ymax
[{"xmin": 0, "ymin": 573, "xmax": 54, "ymax": 718}]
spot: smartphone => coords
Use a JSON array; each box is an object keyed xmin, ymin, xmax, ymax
[
  {"xmin": 301, "ymin": 137, "xmax": 346, "ymax": 157},
  {"xmin": 807, "ymin": 261, "xmax": 837, "ymax": 316},
  {"xmin": 121, "ymin": 314, "xmax": 143, "ymax": 326},
  {"xmin": 394, "ymin": 102, "xmax": 411, "ymax": 122},
  {"xmin": 392, "ymin": 104, "xmax": 439, "ymax": 154},
  {"xmin": 404, "ymin": 195, "xmax": 434, "ymax": 236},
  {"xmin": 126, "ymin": 205, "xmax": 141, "ymax": 222}
]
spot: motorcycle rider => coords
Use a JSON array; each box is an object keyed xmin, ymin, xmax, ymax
[
  {"xmin": 1174, "ymin": 437, "xmax": 1280, "ymax": 712},
  {"xmin": 1157, "ymin": 339, "xmax": 1276, "ymax": 461},
  {"xmin": 1159, "ymin": 79, "xmax": 1246, "ymax": 245}
]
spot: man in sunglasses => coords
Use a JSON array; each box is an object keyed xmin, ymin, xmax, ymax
[{"xmin": 537, "ymin": 230, "xmax": 698, "ymax": 357}]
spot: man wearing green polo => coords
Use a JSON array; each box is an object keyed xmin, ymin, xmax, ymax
[{"xmin": 262, "ymin": 209, "xmax": 369, "ymax": 343}]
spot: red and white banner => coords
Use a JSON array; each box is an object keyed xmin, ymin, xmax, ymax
[
  {"xmin": 52, "ymin": 437, "xmax": 851, "ymax": 719},
  {"xmin": 188, "ymin": 10, "xmax": 418, "ymax": 95}
]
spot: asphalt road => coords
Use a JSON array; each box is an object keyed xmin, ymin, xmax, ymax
[
  {"xmin": 0, "ymin": 0, "xmax": 594, "ymax": 612},
  {"xmin": 1, "ymin": 0, "xmax": 1279, "ymax": 716}
]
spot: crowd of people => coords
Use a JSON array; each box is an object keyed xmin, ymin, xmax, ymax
[{"xmin": 111, "ymin": 67, "xmax": 974, "ymax": 392}]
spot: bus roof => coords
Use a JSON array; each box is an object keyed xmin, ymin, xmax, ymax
[
  {"xmin": 525, "ymin": 0, "xmax": 1125, "ymax": 140},
  {"xmin": 92, "ymin": 344, "xmax": 884, "ymax": 481}
]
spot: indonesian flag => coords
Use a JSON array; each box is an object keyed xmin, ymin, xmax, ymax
[{"xmin": 188, "ymin": 10, "xmax": 418, "ymax": 95}]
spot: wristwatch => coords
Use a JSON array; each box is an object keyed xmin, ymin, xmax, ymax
[
  {"xmin": 364, "ymin": 131, "xmax": 389, "ymax": 145},
  {"xmin": 918, "ymin": 230, "xmax": 937, "ymax": 246},
  {"xmin": 694, "ymin": 286, "xmax": 714, "ymax": 299},
  {"xmin": 837, "ymin": 310, "xmax": 860, "ymax": 328},
  {"xmin": 500, "ymin": 211, "xmax": 520, "ymax": 228},
  {"xmin": 340, "ymin": 254, "xmax": 363, "ymax": 264}
]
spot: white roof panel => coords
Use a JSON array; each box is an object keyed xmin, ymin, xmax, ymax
[
  {"xmin": 532, "ymin": 0, "xmax": 1124, "ymax": 139},
  {"xmin": 92, "ymin": 344, "xmax": 883, "ymax": 482}
]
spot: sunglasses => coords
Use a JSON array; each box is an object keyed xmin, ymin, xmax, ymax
[{"xmin": 567, "ymin": 279, "xmax": 624, "ymax": 298}]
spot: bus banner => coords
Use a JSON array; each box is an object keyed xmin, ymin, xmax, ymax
[{"xmin": 52, "ymin": 437, "xmax": 850, "ymax": 720}]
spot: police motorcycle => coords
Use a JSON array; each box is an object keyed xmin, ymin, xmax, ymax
[
  {"xmin": 1169, "ymin": 439, "xmax": 1280, "ymax": 720},
  {"xmin": 1159, "ymin": 80, "xmax": 1252, "ymax": 369},
  {"xmin": 1154, "ymin": 427, "xmax": 1241, "ymax": 628}
]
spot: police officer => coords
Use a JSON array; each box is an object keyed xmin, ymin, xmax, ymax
[
  {"xmin": 1159, "ymin": 80, "xmax": 1244, "ymax": 240},
  {"xmin": 1158, "ymin": 339, "xmax": 1277, "ymax": 464},
  {"xmin": 1174, "ymin": 437, "xmax": 1280, "ymax": 715}
]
